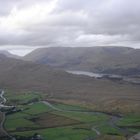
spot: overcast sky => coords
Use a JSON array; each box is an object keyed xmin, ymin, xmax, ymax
[{"xmin": 0, "ymin": 0, "xmax": 140, "ymax": 55}]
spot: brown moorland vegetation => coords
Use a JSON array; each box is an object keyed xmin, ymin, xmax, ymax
[{"xmin": 0, "ymin": 54, "xmax": 140, "ymax": 113}]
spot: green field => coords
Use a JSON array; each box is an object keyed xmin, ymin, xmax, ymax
[
  {"xmin": 5, "ymin": 91, "xmax": 45, "ymax": 105},
  {"xmin": 117, "ymin": 114, "xmax": 140, "ymax": 133},
  {"xmin": 12, "ymin": 127, "xmax": 97, "ymax": 140},
  {"xmin": 4, "ymin": 92, "xmax": 140, "ymax": 140}
]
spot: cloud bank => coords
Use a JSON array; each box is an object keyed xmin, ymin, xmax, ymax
[{"xmin": 0, "ymin": 0, "xmax": 140, "ymax": 55}]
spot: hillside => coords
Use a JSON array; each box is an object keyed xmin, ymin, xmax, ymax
[
  {"xmin": 23, "ymin": 47, "xmax": 140, "ymax": 75},
  {"xmin": 0, "ymin": 54, "xmax": 140, "ymax": 113}
]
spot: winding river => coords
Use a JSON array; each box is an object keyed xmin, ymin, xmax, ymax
[
  {"xmin": 0, "ymin": 90, "xmax": 13, "ymax": 138},
  {"xmin": 0, "ymin": 90, "xmax": 14, "ymax": 108}
]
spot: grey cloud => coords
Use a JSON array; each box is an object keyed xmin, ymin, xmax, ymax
[
  {"xmin": 0, "ymin": 0, "xmax": 140, "ymax": 51},
  {"xmin": 0, "ymin": 0, "xmax": 50, "ymax": 15}
]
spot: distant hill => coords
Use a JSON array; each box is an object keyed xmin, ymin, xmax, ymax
[
  {"xmin": 0, "ymin": 54, "xmax": 140, "ymax": 113},
  {"xmin": 23, "ymin": 47, "xmax": 140, "ymax": 75},
  {"xmin": 0, "ymin": 50, "xmax": 20, "ymax": 59}
]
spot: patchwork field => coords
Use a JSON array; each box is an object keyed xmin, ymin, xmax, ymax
[
  {"xmin": 117, "ymin": 115, "xmax": 140, "ymax": 133},
  {"xmin": 3, "ymin": 92, "xmax": 140, "ymax": 140},
  {"xmin": 31, "ymin": 112, "xmax": 81, "ymax": 127}
]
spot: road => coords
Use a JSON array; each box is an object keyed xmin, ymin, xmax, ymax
[{"xmin": 42, "ymin": 101, "xmax": 101, "ymax": 136}]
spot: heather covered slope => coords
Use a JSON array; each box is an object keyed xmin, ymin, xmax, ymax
[
  {"xmin": 23, "ymin": 47, "xmax": 140, "ymax": 75},
  {"xmin": 0, "ymin": 54, "xmax": 140, "ymax": 113}
]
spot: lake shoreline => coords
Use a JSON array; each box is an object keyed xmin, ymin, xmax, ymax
[{"xmin": 66, "ymin": 70, "xmax": 140, "ymax": 84}]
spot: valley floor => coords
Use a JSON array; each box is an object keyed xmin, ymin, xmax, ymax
[{"xmin": 1, "ymin": 92, "xmax": 140, "ymax": 140}]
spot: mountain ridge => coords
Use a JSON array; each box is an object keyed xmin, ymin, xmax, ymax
[{"xmin": 23, "ymin": 46, "xmax": 140, "ymax": 75}]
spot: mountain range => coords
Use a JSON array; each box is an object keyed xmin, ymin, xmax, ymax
[{"xmin": 23, "ymin": 46, "xmax": 140, "ymax": 75}]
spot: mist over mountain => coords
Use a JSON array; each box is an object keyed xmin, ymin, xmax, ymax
[
  {"xmin": 23, "ymin": 46, "xmax": 140, "ymax": 75},
  {"xmin": 0, "ymin": 50, "xmax": 20, "ymax": 59}
]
